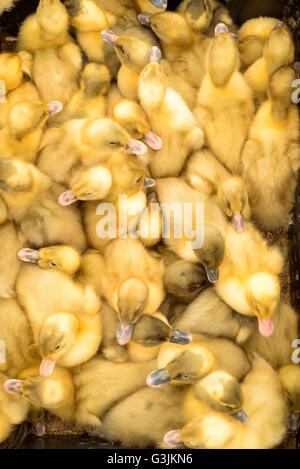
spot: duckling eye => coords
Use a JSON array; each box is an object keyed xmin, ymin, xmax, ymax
[
  {"xmin": 225, "ymin": 405, "xmax": 233, "ymax": 410},
  {"xmin": 109, "ymin": 141, "xmax": 118, "ymax": 146},
  {"xmin": 136, "ymin": 176, "xmax": 142, "ymax": 184},
  {"xmin": 50, "ymin": 262, "xmax": 56, "ymax": 267},
  {"xmin": 55, "ymin": 345, "xmax": 60, "ymax": 350}
]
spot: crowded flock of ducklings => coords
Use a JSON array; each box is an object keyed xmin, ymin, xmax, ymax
[{"xmin": 0, "ymin": 0, "xmax": 299, "ymax": 449}]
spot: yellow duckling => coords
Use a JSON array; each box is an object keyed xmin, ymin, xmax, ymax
[
  {"xmin": 155, "ymin": 177, "xmax": 228, "ymax": 284},
  {"xmin": 3, "ymin": 366, "xmax": 75, "ymax": 424},
  {"xmin": 168, "ymin": 357, "xmax": 288, "ymax": 449},
  {"xmin": 243, "ymin": 22, "xmax": 294, "ymax": 104},
  {"xmin": 138, "ymin": 47, "xmax": 204, "ymax": 177},
  {"xmin": 0, "ymin": 372, "xmax": 30, "ymax": 445},
  {"xmin": 0, "ymin": 159, "xmax": 86, "ymax": 251},
  {"xmin": 101, "ymin": 238, "xmax": 165, "ymax": 345},
  {"xmin": 177, "ymin": 0, "xmax": 236, "ymax": 37},
  {"xmin": 18, "ymin": 0, "xmax": 83, "ymax": 106},
  {"xmin": 184, "ymin": 149, "xmax": 250, "ymax": 232},
  {"xmin": 238, "ymin": 17, "xmax": 279, "ymax": 70},
  {"xmin": 242, "ymin": 66, "xmax": 300, "ymax": 231},
  {"xmin": 16, "ymin": 263, "xmax": 102, "ymax": 374},
  {"xmin": 0, "ymin": 100, "xmax": 62, "ymax": 163},
  {"xmin": 38, "ymin": 118, "xmax": 147, "ymax": 185},
  {"xmin": 215, "ymin": 222, "xmax": 284, "ymax": 337},
  {"xmin": 138, "ymin": 11, "xmax": 211, "ymax": 92},
  {"xmin": 194, "ymin": 24, "xmax": 254, "ymax": 175},
  {"xmin": 18, "ymin": 245, "xmax": 105, "ymax": 296},
  {"xmin": 174, "ymin": 287, "xmax": 254, "ymax": 345},
  {"xmin": 59, "ymin": 63, "xmax": 111, "ymax": 122}
]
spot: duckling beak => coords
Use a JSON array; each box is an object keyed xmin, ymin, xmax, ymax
[
  {"xmin": 143, "ymin": 130, "xmax": 163, "ymax": 150},
  {"xmin": 163, "ymin": 430, "xmax": 183, "ymax": 448},
  {"xmin": 3, "ymin": 379, "xmax": 24, "ymax": 395},
  {"xmin": 143, "ymin": 177, "xmax": 156, "ymax": 188},
  {"xmin": 125, "ymin": 139, "xmax": 148, "ymax": 155},
  {"xmin": 273, "ymin": 22, "xmax": 286, "ymax": 30},
  {"xmin": 232, "ymin": 212, "xmax": 245, "ymax": 233},
  {"xmin": 58, "ymin": 190, "xmax": 78, "ymax": 206},
  {"xmin": 257, "ymin": 317, "xmax": 274, "ymax": 337},
  {"xmin": 47, "ymin": 101, "xmax": 63, "ymax": 117},
  {"xmin": 40, "ymin": 358, "xmax": 56, "ymax": 377},
  {"xmin": 148, "ymin": 46, "xmax": 161, "ymax": 63},
  {"xmin": 116, "ymin": 321, "xmax": 134, "ymax": 345},
  {"xmin": 149, "ymin": 0, "xmax": 167, "ymax": 9},
  {"xmin": 230, "ymin": 33, "xmax": 239, "ymax": 41},
  {"xmin": 215, "ymin": 23, "xmax": 228, "ymax": 36},
  {"xmin": 18, "ymin": 248, "xmax": 40, "ymax": 263},
  {"xmin": 138, "ymin": 13, "xmax": 152, "ymax": 27},
  {"xmin": 146, "ymin": 367, "xmax": 171, "ymax": 387},
  {"xmin": 169, "ymin": 328, "xmax": 192, "ymax": 345},
  {"xmin": 205, "ymin": 267, "xmax": 219, "ymax": 283},
  {"xmin": 231, "ymin": 408, "xmax": 248, "ymax": 424},
  {"xmin": 100, "ymin": 30, "xmax": 118, "ymax": 45}
]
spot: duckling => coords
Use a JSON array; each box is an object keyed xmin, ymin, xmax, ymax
[
  {"xmin": 73, "ymin": 354, "xmax": 157, "ymax": 427},
  {"xmin": 0, "ymin": 222, "xmax": 25, "ymax": 299},
  {"xmin": 38, "ymin": 118, "xmax": 147, "ymax": 185},
  {"xmin": 243, "ymin": 22, "xmax": 294, "ymax": 104},
  {"xmin": 177, "ymin": 0, "xmax": 236, "ymax": 37},
  {"xmin": 3, "ymin": 366, "xmax": 76, "ymax": 423},
  {"xmin": 0, "ymin": 159, "xmax": 86, "ymax": 251},
  {"xmin": 242, "ymin": 66, "xmax": 300, "ymax": 231},
  {"xmin": 238, "ymin": 17, "xmax": 279, "ymax": 70},
  {"xmin": 16, "ymin": 263, "xmax": 102, "ymax": 373},
  {"xmin": 138, "ymin": 11, "xmax": 211, "ymax": 92},
  {"xmin": 155, "ymin": 177, "xmax": 228, "ymax": 283},
  {"xmin": 58, "ymin": 63, "xmax": 111, "ymax": 122},
  {"xmin": 101, "ymin": 238, "xmax": 165, "ymax": 345},
  {"xmin": 171, "ymin": 357, "xmax": 288, "ymax": 449},
  {"xmin": 0, "ymin": 99, "xmax": 62, "ymax": 163},
  {"xmin": 18, "ymin": 245, "xmax": 105, "ymax": 295},
  {"xmin": 215, "ymin": 223, "xmax": 284, "ymax": 336},
  {"xmin": 0, "ymin": 372, "xmax": 30, "ymax": 444},
  {"xmin": 138, "ymin": 47, "xmax": 204, "ymax": 177},
  {"xmin": 184, "ymin": 149, "xmax": 250, "ymax": 231},
  {"xmin": 18, "ymin": 0, "xmax": 83, "ymax": 106},
  {"xmin": 151, "ymin": 338, "xmax": 250, "ymax": 386},
  {"xmin": 0, "ymin": 298, "xmax": 39, "ymax": 377},
  {"xmin": 174, "ymin": 287, "xmax": 254, "ymax": 345},
  {"xmin": 278, "ymin": 365, "xmax": 300, "ymax": 426},
  {"xmin": 194, "ymin": 24, "xmax": 254, "ymax": 175}
]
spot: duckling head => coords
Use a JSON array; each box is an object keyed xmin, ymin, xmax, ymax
[
  {"xmin": 218, "ymin": 177, "xmax": 249, "ymax": 233},
  {"xmin": 81, "ymin": 63, "xmax": 111, "ymax": 99},
  {"xmin": 112, "ymin": 100, "xmax": 162, "ymax": 150},
  {"xmin": 82, "ymin": 118, "xmax": 147, "ymax": 155},
  {"xmin": 20, "ymin": 375, "xmax": 68, "ymax": 409},
  {"xmin": 147, "ymin": 343, "xmax": 216, "ymax": 387},
  {"xmin": 269, "ymin": 66, "xmax": 296, "ymax": 120},
  {"xmin": 164, "ymin": 261, "xmax": 208, "ymax": 298},
  {"xmin": 38, "ymin": 312, "xmax": 79, "ymax": 375},
  {"xmin": 0, "ymin": 159, "xmax": 33, "ymax": 193},
  {"xmin": 194, "ymin": 224, "xmax": 225, "ymax": 283},
  {"xmin": 0, "ymin": 53, "xmax": 23, "ymax": 91},
  {"xmin": 8, "ymin": 100, "xmax": 62, "ymax": 140},
  {"xmin": 139, "ymin": 12, "xmax": 192, "ymax": 47},
  {"xmin": 246, "ymin": 272, "xmax": 280, "ymax": 336},
  {"xmin": 36, "ymin": 0, "xmax": 69, "ymax": 40},
  {"xmin": 116, "ymin": 278, "xmax": 149, "ymax": 345},
  {"xmin": 180, "ymin": 0, "xmax": 213, "ymax": 33},
  {"xmin": 131, "ymin": 312, "xmax": 192, "ymax": 347},
  {"xmin": 18, "ymin": 245, "xmax": 81, "ymax": 274},
  {"xmin": 179, "ymin": 413, "xmax": 236, "ymax": 449},
  {"xmin": 139, "ymin": 48, "xmax": 167, "ymax": 113},
  {"xmin": 264, "ymin": 22, "xmax": 294, "ymax": 75},
  {"xmin": 208, "ymin": 25, "xmax": 239, "ymax": 86},
  {"xmin": 193, "ymin": 371, "xmax": 246, "ymax": 420},
  {"xmin": 115, "ymin": 35, "xmax": 152, "ymax": 72},
  {"xmin": 67, "ymin": 0, "xmax": 109, "ymax": 32}
]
